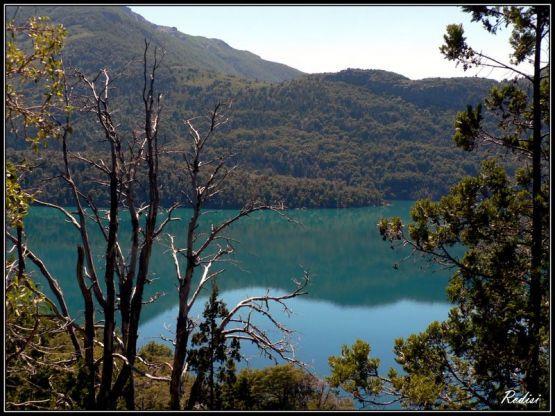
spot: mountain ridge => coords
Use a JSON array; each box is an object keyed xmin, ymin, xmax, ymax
[
  {"xmin": 6, "ymin": 5, "xmax": 507, "ymax": 208},
  {"xmin": 8, "ymin": 5, "xmax": 304, "ymax": 82}
]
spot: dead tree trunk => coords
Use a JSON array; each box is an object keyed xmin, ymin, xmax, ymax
[
  {"xmin": 10, "ymin": 40, "xmax": 174, "ymax": 410},
  {"xmin": 110, "ymin": 42, "xmax": 165, "ymax": 408},
  {"xmin": 77, "ymin": 41, "xmax": 173, "ymax": 409},
  {"xmin": 168, "ymin": 103, "xmax": 307, "ymax": 409},
  {"xmin": 90, "ymin": 68, "xmax": 121, "ymax": 410},
  {"xmin": 76, "ymin": 245, "xmax": 96, "ymax": 408}
]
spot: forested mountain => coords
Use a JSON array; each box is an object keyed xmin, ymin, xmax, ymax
[
  {"xmin": 7, "ymin": 5, "xmax": 303, "ymax": 82},
  {"xmin": 6, "ymin": 5, "xmax": 500, "ymax": 208}
]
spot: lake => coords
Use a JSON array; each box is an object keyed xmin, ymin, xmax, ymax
[{"xmin": 22, "ymin": 201, "xmax": 452, "ymax": 401}]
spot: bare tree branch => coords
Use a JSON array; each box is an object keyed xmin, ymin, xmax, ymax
[{"xmin": 6, "ymin": 232, "xmax": 82, "ymax": 358}]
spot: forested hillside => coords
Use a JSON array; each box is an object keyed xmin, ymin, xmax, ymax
[
  {"xmin": 7, "ymin": 5, "xmax": 302, "ymax": 82},
  {"xmin": 6, "ymin": 5, "xmax": 499, "ymax": 207}
]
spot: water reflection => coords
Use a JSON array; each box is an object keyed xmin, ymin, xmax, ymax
[
  {"xmin": 140, "ymin": 287, "xmax": 451, "ymax": 379},
  {"xmin": 22, "ymin": 201, "xmax": 450, "ymax": 325},
  {"xmin": 19, "ymin": 201, "xmax": 453, "ymax": 408}
]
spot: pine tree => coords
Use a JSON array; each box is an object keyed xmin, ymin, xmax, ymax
[
  {"xmin": 185, "ymin": 281, "xmax": 241, "ymax": 410},
  {"xmin": 330, "ymin": 6, "xmax": 549, "ymax": 410}
]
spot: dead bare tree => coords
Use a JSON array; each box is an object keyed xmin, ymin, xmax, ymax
[
  {"xmin": 19, "ymin": 40, "xmax": 175, "ymax": 410},
  {"xmin": 220, "ymin": 273, "xmax": 310, "ymax": 362},
  {"xmin": 167, "ymin": 103, "xmax": 309, "ymax": 410},
  {"xmin": 183, "ymin": 273, "xmax": 310, "ymax": 410},
  {"xmin": 8, "ymin": 38, "xmax": 308, "ymax": 410},
  {"xmin": 73, "ymin": 40, "xmax": 172, "ymax": 409}
]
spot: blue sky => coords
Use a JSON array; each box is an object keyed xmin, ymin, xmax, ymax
[{"xmin": 129, "ymin": 5, "xmax": 528, "ymax": 81}]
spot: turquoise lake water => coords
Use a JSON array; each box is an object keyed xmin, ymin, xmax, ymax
[{"xmin": 22, "ymin": 200, "xmax": 453, "ymax": 404}]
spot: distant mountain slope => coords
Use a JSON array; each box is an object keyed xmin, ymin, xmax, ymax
[
  {"xmin": 7, "ymin": 5, "xmax": 303, "ymax": 82},
  {"xmin": 6, "ymin": 6, "xmax": 505, "ymax": 208},
  {"xmin": 7, "ymin": 66, "xmax": 499, "ymax": 207},
  {"xmin": 322, "ymin": 69, "xmax": 498, "ymax": 111}
]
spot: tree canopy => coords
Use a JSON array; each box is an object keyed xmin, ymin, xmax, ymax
[{"xmin": 332, "ymin": 5, "xmax": 549, "ymax": 410}]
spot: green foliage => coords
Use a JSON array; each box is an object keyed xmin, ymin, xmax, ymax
[
  {"xmin": 5, "ymin": 14, "xmax": 66, "ymax": 227},
  {"xmin": 5, "ymin": 15, "xmax": 78, "ymax": 410},
  {"xmin": 399, "ymin": 159, "xmax": 548, "ymax": 407},
  {"xmin": 327, "ymin": 337, "xmax": 454, "ymax": 409},
  {"xmin": 440, "ymin": 24, "xmax": 471, "ymax": 66},
  {"xmin": 5, "ymin": 14, "xmax": 66, "ymax": 148},
  {"xmin": 186, "ymin": 282, "xmax": 241, "ymax": 410},
  {"xmin": 442, "ymin": 6, "xmax": 549, "ymax": 71},
  {"xmin": 140, "ymin": 341, "xmax": 173, "ymax": 359},
  {"xmin": 6, "ymin": 65, "xmax": 496, "ymax": 207},
  {"xmin": 327, "ymin": 339, "xmax": 382, "ymax": 403},
  {"xmin": 234, "ymin": 364, "xmax": 353, "ymax": 410},
  {"xmin": 184, "ymin": 282, "xmax": 352, "ymax": 411},
  {"xmin": 6, "ymin": 162, "xmax": 33, "ymax": 228},
  {"xmin": 373, "ymin": 5, "xmax": 549, "ymax": 410},
  {"xmin": 5, "ymin": 7, "xmax": 503, "ymax": 208},
  {"xmin": 133, "ymin": 342, "xmax": 175, "ymax": 411},
  {"xmin": 453, "ymin": 104, "xmax": 482, "ymax": 151},
  {"xmin": 5, "ymin": 274, "xmax": 85, "ymax": 410},
  {"xmin": 378, "ymin": 216, "xmax": 403, "ymax": 242}
]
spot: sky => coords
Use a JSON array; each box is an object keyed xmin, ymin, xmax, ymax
[{"xmin": 128, "ymin": 5, "xmax": 530, "ymax": 81}]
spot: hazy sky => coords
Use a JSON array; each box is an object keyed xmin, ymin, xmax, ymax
[{"xmin": 129, "ymin": 5, "xmax": 528, "ymax": 81}]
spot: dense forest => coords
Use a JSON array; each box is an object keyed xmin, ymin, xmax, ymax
[
  {"xmin": 5, "ymin": 5, "xmax": 500, "ymax": 208},
  {"xmin": 5, "ymin": 5, "xmax": 549, "ymax": 412}
]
